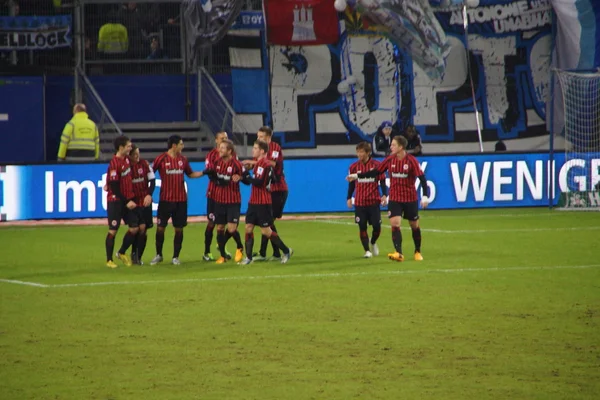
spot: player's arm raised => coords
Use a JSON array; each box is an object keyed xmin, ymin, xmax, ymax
[
  {"xmin": 347, "ymin": 157, "xmax": 388, "ymax": 181},
  {"xmin": 183, "ymin": 159, "xmax": 203, "ymax": 178}
]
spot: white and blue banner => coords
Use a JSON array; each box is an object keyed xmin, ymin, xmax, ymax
[
  {"xmin": 552, "ymin": 0, "xmax": 600, "ymax": 71},
  {"xmin": 0, "ymin": 15, "xmax": 72, "ymax": 50},
  {"xmin": 228, "ymin": 2, "xmax": 553, "ymax": 150},
  {"xmin": 1, "ymin": 152, "xmax": 599, "ymax": 221}
]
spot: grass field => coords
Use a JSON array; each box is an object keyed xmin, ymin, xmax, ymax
[{"xmin": 1, "ymin": 208, "xmax": 599, "ymax": 399}]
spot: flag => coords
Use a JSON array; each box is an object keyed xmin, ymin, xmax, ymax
[{"xmin": 264, "ymin": 0, "xmax": 339, "ymax": 46}]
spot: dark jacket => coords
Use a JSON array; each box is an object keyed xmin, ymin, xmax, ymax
[{"xmin": 372, "ymin": 127, "xmax": 400, "ymax": 156}]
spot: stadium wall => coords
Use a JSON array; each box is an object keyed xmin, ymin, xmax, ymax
[{"xmin": 1, "ymin": 152, "xmax": 599, "ymax": 221}]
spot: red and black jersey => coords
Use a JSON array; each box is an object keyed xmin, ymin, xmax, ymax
[
  {"xmin": 246, "ymin": 157, "xmax": 272, "ymax": 205},
  {"xmin": 267, "ymin": 140, "xmax": 288, "ymax": 192},
  {"xmin": 374, "ymin": 154, "xmax": 423, "ymax": 202},
  {"xmin": 131, "ymin": 159, "xmax": 155, "ymax": 205},
  {"xmin": 152, "ymin": 152, "xmax": 193, "ymax": 202},
  {"xmin": 106, "ymin": 155, "xmax": 135, "ymax": 203},
  {"xmin": 204, "ymin": 148, "xmax": 220, "ymax": 199},
  {"xmin": 208, "ymin": 156, "xmax": 244, "ymax": 204},
  {"xmin": 348, "ymin": 158, "xmax": 385, "ymax": 206}
]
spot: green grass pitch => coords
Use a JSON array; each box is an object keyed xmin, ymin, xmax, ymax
[{"xmin": 1, "ymin": 208, "xmax": 599, "ymax": 399}]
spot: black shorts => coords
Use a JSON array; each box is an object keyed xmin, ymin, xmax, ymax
[
  {"xmin": 271, "ymin": 190, "xmax": 288, "ymax": 219},
  {"xmin": 387, "ymin": 201, "xmax": 419, "ymax": 221},
  {"xmin": 107, "ymin": 201, "xmax": 125, "ymax": 229},
  {"xmin": 107, "ymin": 202, "xmax": 141, "ymax": 229},
  {"xmin": 214, "ymin": 202, "xmax": 241, "ymax": 225},
  {"xmin": 354, "ymin": 204, "xmax": 382, "ymax": 227},
  {"xmin": 142, "ymin": 206, "xmax": 153, "ymax": 229},
  {"xmin": 245, "ymin": 204, "xmax": 273, "ymax": 228},
  {"xmin": 206, "ymin": 198, "xmax": 216, "ymax": 222},
  {"xmin": 157, "ymin": 201, "xmax": 188, "ymax": 228}
]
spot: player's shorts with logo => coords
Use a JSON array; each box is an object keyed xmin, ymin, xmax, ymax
[
  {"xmin": 157, "ymin": 201, "xmax": 188, "ymax": 228},
  {"xmin": 271, "ymin": 190, "xmax": 288, "ymax": 219},
  {"xmin": 245, "ymin": 204, "xmax": 273, "ymax": 227},
  {"xmin": 388, "ymin": 201, "xmax": 419, "ymax": 221},
  {"xmin": 107, "ymin": 201, "xmax": 142, "ymax": 228},
  {"xmin": 354, "ymin": 204, "xmax": 382, "ymax": 227},
  {"xmin": 214, "ymin": 202, "xmax": 241, "ymax": 225},
  {"xmin": 206, "ymin": 197, "xmax": 216, "ymax": 222}
]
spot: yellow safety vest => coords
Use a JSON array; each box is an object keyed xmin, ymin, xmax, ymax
[
  {"xmin": 97, "ymin": 23, "xmax": 129, "ymax": 54},
  {"xmin": 57, "ymin": 112, "xmax": 100, "ymax": 159}
]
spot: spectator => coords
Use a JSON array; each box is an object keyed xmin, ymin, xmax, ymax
[
  {"xmin": 372, "ymin": 121, "xmax": 398, "ymax": 157},
  {"xmin": 147, "ymin": 36, "xmax": 167, "ymax": 60},
  {"xmin": 57, "ymin": 104, "xmax": 100, "ymax": 162},
  {"xmin": 402, "ymin": 125, "xmax": 423, "ymax": 156},
  {"xmin": 495, "ymin": 140, "xmax": 507, "ymax": 152}
]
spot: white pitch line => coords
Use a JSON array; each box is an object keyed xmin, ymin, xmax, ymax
[
  {"xmin": 0, "ymin": 279, "xmax": 49, "ymax": 287},
  {"xmin": 7, "ymin": 264, "xmax": 598, "ymax": 289},
  {"xmin": 313, "ymin": 219, "xmax": 600, "ymax": 233}
]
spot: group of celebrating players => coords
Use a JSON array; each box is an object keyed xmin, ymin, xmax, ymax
[
  {"xmin": 104, "ymin": 126, "xmax": 292, "ymax": 268},
  {"xmin": 103, "ymin": 126, "xmax": 430, "ymax": 268}
]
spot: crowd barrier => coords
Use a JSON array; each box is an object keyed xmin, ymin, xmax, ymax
[{"xmin": 1, "ymin": 152, "xmax": 599, "ymax": 221}]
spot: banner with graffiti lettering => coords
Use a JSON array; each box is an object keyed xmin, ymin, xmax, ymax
[
  {"xmin": 228, "ymin": 1, "xmax": 553, "ymax": 152},
  {"xmin": 0, "ymin": 15, "xmax": 72, "ymax": 50}
]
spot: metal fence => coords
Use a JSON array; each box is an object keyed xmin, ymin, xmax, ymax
[
  {"xmin": 81, "ymin": 0, "xmax": 185, "ymax": 75},
  {"xmin": 0, "ymin": 0, "xmax": 75, "ymax": 74},
  {"xmin": 1, "ymin": 0, "xmax": 263, "ymax": 75}
]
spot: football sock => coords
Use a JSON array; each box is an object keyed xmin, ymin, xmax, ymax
[
  {"xmin": 138, "ymin": 233, "xmax": 148, "ymax": 259},
  {"xmin": 155, "ymin": 230, "xmax": 165, "ymax": 256},
  {"xmin": 173, "ymin": 230, "xmax": 183, "ymax": 258},
  {"xmin": 105, "ymin": 233, "xmax": 115, "ymax": 261},
  {"xmin": 412, "ymin": 227, "xmax": 422, "ymax": 253},
  {"xmin": 118, "ymin": 231, "xmax": 136, "ymax": 254},
  {"xmin": 217, "ymin": 229, "xmax": 227, "ymax": 258},
  {"xmin": 232, "ymin": 231, "xmax": 243, "ymax": 249},
  {"xmin": 259, "ymin": 232, "xmax": 269, "ymax": 257},
  {"xmin": 391, "ymin": 226, "xmax": 402, "ymax": 254},
  {"xmin": 270, "ymin": 224, "xmax": 281, "ymax": 257},
  {"xmin": 371, "ymin": 226, "xmax": 381, "ymax": 244},
  {"xmin": 270, "ymin": 232, "xmax": 289, "ymax": 255},
  {"xmin": 245, "ymin": 233, "xmax": 254, "ymax": 259},
  {"xmin": 224, "ymin": 230, "xmax": 233, "ymax": 247},
  {"xmin": 204, "ymin": 223, "xmax": 215, "ymax": 254},
  {"xmin": 131, "ymin": 231, "xmax": 139, "ymax": 255},
  {"xmin": 359, "ymin": 230, "xmax": 370, "ymax": 251}
]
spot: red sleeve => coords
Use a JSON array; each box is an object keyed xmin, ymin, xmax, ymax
[
  {"xmin": 378, "ymin": 156, "xmax": 391, "ymax": 174},
  {"xmin": 152, "ymin": 155, "xmax": 162, "ymax": 176},
  {"xmin": 236, "ymin": 159, "xmax": 244, "ymax": 175},
  {"xmin": 107, "ymin": 158, "xmax": 120, "ymax": 182},
  {"xmin": 184, "ymin": 157, "xmax": 193, "ymax": 176},
  {"xmin": 411, "ymin": 156, "xmax": 424, "ymax": 177}
]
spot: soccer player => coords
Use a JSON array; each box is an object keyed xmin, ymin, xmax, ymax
[
  {"xmin": 347, "ymin": 142, "xmax": 387, "ymax": 258},
  {"xmin": 201, "ymin": 139, "xmax": 245, "ymax": 264},
  {"xmin": 347, "ymin": 136, "xmax": 429, "ymax": 262},
  {"xmin": 149, "ymin": 135, "xmax": 203, "ymax": 265},
  {"xmin": 105, "ymin": 136, "xmax": 138, "ymax": 268},
  {"xmin": 203, "ymin": 131, "xmax": 229, "ymax": 261},
  {"xmin": 128, "ymin": 144, "xmax": 156, "ymax": 265},
  {"xmin": 239, "ymin": 140, "xmax": 293, "ymax": 265},
  {"xmin": 243, "ymin": 126, "xmax": 288, "ymax": 261}
]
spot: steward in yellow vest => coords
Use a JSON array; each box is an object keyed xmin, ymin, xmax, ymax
[{"xmin": 57, "ymin": 104, "xmax": 100, "ymax": 161}]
